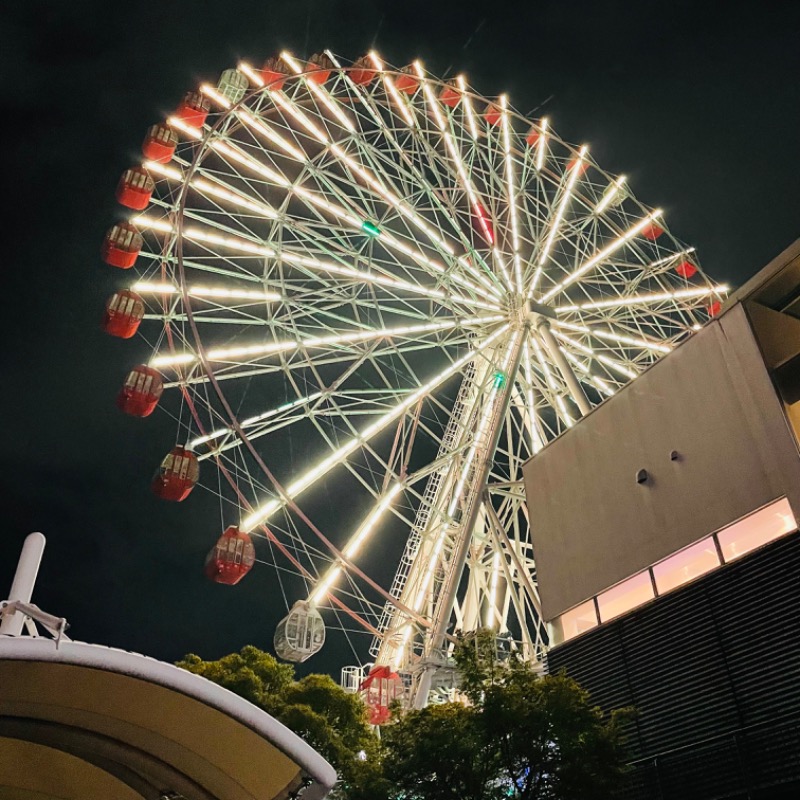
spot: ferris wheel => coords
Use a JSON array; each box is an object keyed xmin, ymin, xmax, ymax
[{"xmin": 102, "ymin": 50, "xmax": 727, "ymax": 712}]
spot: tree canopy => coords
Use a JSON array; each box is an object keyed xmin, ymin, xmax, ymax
[
  {"xmin": 177, "ymin": 635, "xmax": 631, "ymax": 800},
  {"xmin": 176, "ymin": 646, "xmax": 379, "ymax": 796}
]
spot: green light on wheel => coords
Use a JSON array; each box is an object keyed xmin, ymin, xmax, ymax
[
  {"xmin": 362, "ymin": 220, "xmax": 381, "ymax": 237},
  {"xmin": 493, "ymin": 371, "xmax": 507, "ymax": 389}
]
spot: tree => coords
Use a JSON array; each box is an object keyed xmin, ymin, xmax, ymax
[
  {"xmin": 377, "ymin": 631, "xmax": 632, "ymax": 800},
  {"xmin": 177, "ymin": 646, "xmax": 380, "ymax": 797}
]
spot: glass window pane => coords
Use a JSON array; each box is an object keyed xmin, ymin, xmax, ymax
[
  {"xmin": 597, "ymin": 571, "xmax": 654, "ymax": 623},
  {"xmin": 653, "ymin": 537, "xmax": 720, "ymax": 594},
  {"xmin": 718, "ymin": 498, "xmax": 797, "ymax": 563},
  {"xmin": 557, "ymin": 599, "xmax": 598, "ymax": 643}
]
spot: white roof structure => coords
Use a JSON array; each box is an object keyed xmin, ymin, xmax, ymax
[{"xmin": 0, "ymin": 535, "xmax": 337, "ymax": 800}]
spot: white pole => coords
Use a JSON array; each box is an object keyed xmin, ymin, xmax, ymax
[{"xmin": 0, "ymin": 532, "xmax": 46, "ymax": 637}]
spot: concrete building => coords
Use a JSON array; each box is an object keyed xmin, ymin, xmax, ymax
[{"xmin": 523, "ymin": 240, "xmax": 800, "ymax": 798}]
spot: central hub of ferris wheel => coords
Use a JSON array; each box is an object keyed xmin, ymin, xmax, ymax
[{"xmin": 100, "ymin": 49, "xmax": 727, "ymax": 714}]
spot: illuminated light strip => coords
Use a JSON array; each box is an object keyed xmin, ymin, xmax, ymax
[
  {"xmin": 521, "ymin": 340, "xmax": 544, "ymax": 453},
  {"xmin": 200, "ymin": 83, "xmax": 232, "ymax": 110},
  {"xmin": 130, "ymin": 215, "xmax": 173, "ymax": 234},
  {"xmin": 491, "ymin": 248, "xmax": 515, "ymax": 293},
  {"xmin": 415, "ymin": 62, "xmax": 496, "ymax": 253},
  {"xmin": 143, "ymin": 160, "xmax": 183, "ymax": 181},
  {"xmin": 551, "ymin": 330, "xmax": 638, "ymax": 380},
  {"xmin": 238, "ymin": 61, "xmax": 264, "ymax": 87},
  {"xmin": 190, "ymin": 391, "xmax": 324, "ymax": 448},
  {"xmin": 554, "ymin": 284, "xmax": 729, "ymax": 312},
  {"xmin": 553, "ymin": 320, "xmax": 671, "ymax": 353},
  {"xmin": 134, "ymin": 216, "xmax": 498, "ymax": 312},
  {"xmin": 273, "ymin": 54, "xmax": 501, "ymax": 298},
  {"xmin": 238, "ymin": 108, "xmax": 307, "ymax": 161},
  {"xmin": 500, "ymin": 95, "xmax": 523, "ymax": 292},
  {"xmin": 592, "ymin": 376, "xmax": 616, "ymax": 397},
  {"xmin": 597, "ymin": 354, "xmax": 637, "ymax": 380},
  {"xmin": 595, "ymin": 175, "xmax": 626, "ymax": 215},
  {"xmin": 211, "ymin": 138, "xmax": 291, "ymax": 187},
  {"xmin": 190, "ymin": 177, "xmax": 279, "ymax": 219},
  {"xmin": 318, "ymin": 50, "xmax": 502, "ymax": 299},
  {"xmin": 132, "ymin": 281, "xmax": 281, "ymax": 302},
  {"xmin": 369, "ymin": 52, "xmax": 416, "ymax": 128},
  {"xmin": 412, "ymin": 330, "xmax": 521, "ymax": 613},
  {"xmin": 310, "ymin": 482, "xmax": 404, "ymax": 605},
  {"xmin": 278, "ymin": 251, "xmax": 500, "ymax": 310},
  {"xmin": 457, "ymin": 75, "xmax": 479, "ymax": 140},
  {"xmin": 153, "ymin": 315, "xmax": 504, "ymax": 368},
  {"xmin": 280, "ymin": 51, "xmax": 357, "ymax": 132},
  {"xmin": 647, "ymin": 247, "xmax": 696, "ymax": 270},
  {"xmin": 262, "ymin": 87, "xmax": 500, "ymax": 298},
  {"xmin": 536, "ymin": 117, "xmax": 548, "ymax": 172},
  {"xmin": 540, "ymin": 209, "xmax": 664, "ymax": 302},
  {"xmin": 240, "ymin": 325, "xmax": 511, "ymax": 532},
  {"xmin": 167, "ymin": 116, "xmax": 203, "ymax": 139},
  {"xmin": 270, "ymin": 90, "xmax": 331, "ymax": 142},
  {"xmin": 538, "ymin": 145, "xmax": 587, "ymax": 268}
]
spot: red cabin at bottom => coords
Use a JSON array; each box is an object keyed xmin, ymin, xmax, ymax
[
  {"xmin": 204, "ymin": 526, "xmax": 256, "ymax": 585},
  {"xmin": 359, "ymin": 665, "xmax": 404, "ymax": 726}
]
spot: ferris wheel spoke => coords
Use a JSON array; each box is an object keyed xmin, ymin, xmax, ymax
[{"xmin": 239, "ymin": 325, "xmax": 509, "ymax": 532}]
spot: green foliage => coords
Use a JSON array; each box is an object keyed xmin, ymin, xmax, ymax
[
  {"xmin": 177, "ymin": 646, "xmax": 380, "ymax": 797},
  {"xmin": 377, "ymin": 630, "xmax": 633, "ymax": 800},
  {"xmin": 177, "ymin": 635, "xmax": 632, "ymax": 800}
]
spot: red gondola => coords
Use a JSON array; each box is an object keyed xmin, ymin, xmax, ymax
[
  {"xmin": 525, "ymin": 126, "xmax": 541, "ymax": 147},
  {"xmin": 484, "ymin": 104, "xmax": 501, "ymax": 126},
  {"xmin": 142, "ymin": 124, "xmax": 178, "ymax": 163},
  {"xmin": 151, "ymin": 446, "xmax": 199, "ymax": 501},
  {"xmin": 707, "ymin": 300, "xmax": 722, "ymax": 317},
  {"xmin": 439, "ymin": 80, "xmax": 460, "ymax": 107},
  {"xmin": 115, "ymin": 167, "xmax": 155, "ymax": 211},
  {"xmin": 359, "ymin": 665, "xmax": 404, "ymax": 726},
  {"xmin": 103, "ymin": 290, "xmax": 145, "ymax": 339},
  {"xmin": 675, "ymin": 260, "xmax": 698, "ymax": 279},
  {"xmin": 116, "ymin": 365, "xmax": 163, "ymax": 417},
  {"xmin": 175, "ymin": 91, "xmax": 210, "ymax": 128},
  {"xmin": 394, "ymin": 67, "xmax": 419, "ymax": 95},
  {"xmin": 349, "ymin": 55, "xmax": 376, "ymax": 86},
  {"xmin": 640, "ymin": 222, "xmax": 665, "ymax": 241},
  {"xmin": 204, "ymin": 526, "xmax": 256, "ymax": 585},
  {"xmin": 306, "ymin": 53, "xmax": 333, "ymax": 85},
  {"xmin": 260, "ymin": 56, "xmax": 289, "ymax": 90},
  {"xmin": 101, "ymin": 222, "xmax": 143, "ymax": 269}
]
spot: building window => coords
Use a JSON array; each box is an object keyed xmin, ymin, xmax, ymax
[
  {"xmin": 556, "ymin": 599, "xmax": 599, "ymax": 643},
  {"xmin": 717, "ymin": 497, "xmax": 797, "ymax": 563},
  {"xmin": 597, "ymin": 572, "xmax": 654, "ymax": 623},
  {"xmin": 652, "ymin": 537, "xmax": 720, "ymax": 594}
]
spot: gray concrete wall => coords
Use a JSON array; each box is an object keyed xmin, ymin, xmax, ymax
[{"xmin": 523, "ymin": 302, "xmax": 800, "ymax": 621}]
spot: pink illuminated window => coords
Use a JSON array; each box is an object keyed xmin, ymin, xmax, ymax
[
  {"xmin": 558, "ymin": 599, "xmax": 599, "ymax": 643},
  {"xmin": 717, "ymin": 498, "xmax": 797, "ymax": 563},
  {"xmin": 652, "ymin": 537, "xmax": 720, "ymax": 594},
  {"xmin": 597, "ymin": 572, "xmax": 654, "ymax": 623}
]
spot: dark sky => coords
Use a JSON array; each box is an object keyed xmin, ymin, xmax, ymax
[{"xmin": 2, "ymin": 0, "xmax": 799, "ymax": 675}]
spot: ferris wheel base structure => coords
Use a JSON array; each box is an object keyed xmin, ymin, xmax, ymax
[{"xmin": 99, "ymin": 49, "xmax": 729, "ymax": 711}]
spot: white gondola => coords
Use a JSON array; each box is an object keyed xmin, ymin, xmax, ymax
[
  {"xmin": 274, "ymin": 601, "xmax": 326, "ymax": 663},
  {"xmin": 217, "ymin": 69, "xmax": 248, "ymax": 104}
]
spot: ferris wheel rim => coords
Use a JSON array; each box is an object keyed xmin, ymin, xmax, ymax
[{"xmin": 112, "ymin": 50, "xmax": 727, "ymax": 669}]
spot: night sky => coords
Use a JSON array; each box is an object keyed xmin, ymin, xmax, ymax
[{"xmin": 2, "ymin": 1, "xmax": 799, "ymax": 676}]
